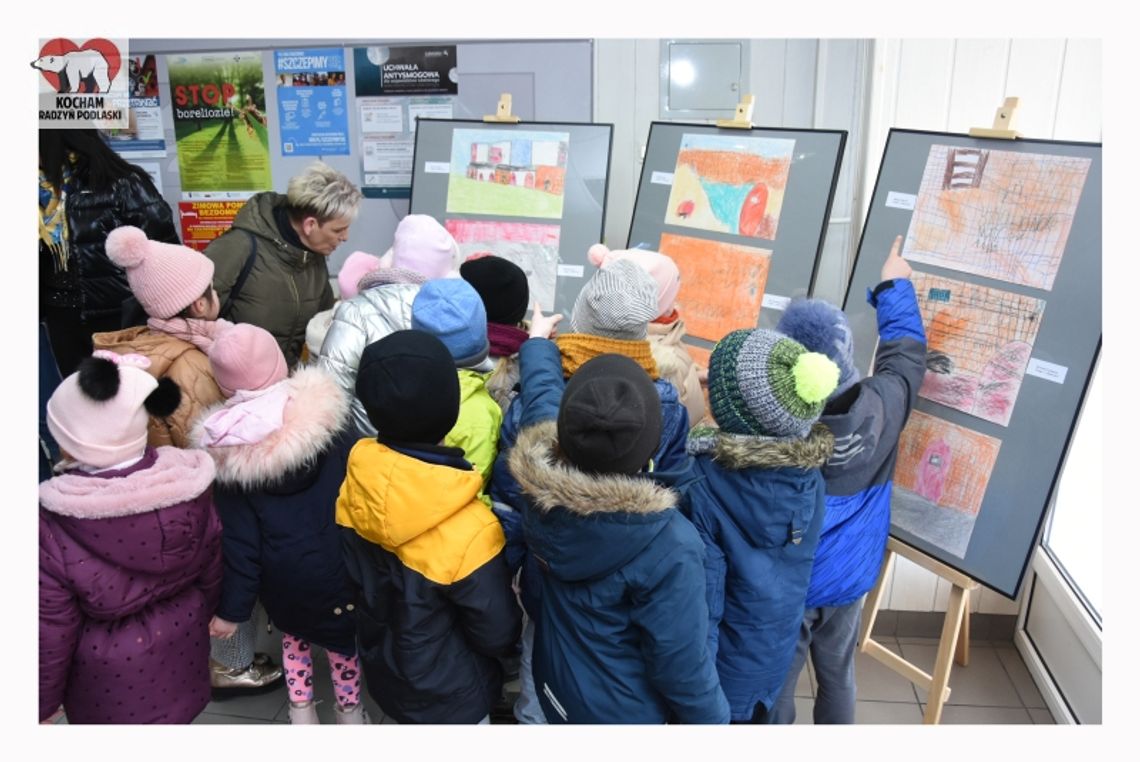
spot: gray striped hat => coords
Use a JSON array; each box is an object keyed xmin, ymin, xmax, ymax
[{"xmin": 570, "ymin": 258, "xmax": 659, "ymax": 339}]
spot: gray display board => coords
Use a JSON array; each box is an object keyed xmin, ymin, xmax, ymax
[
  {"xmin": 843, "ymin": 129, "xmax": 1101, "ymax": 599},
  {"xmin": 409, "ymin": 119, "xmax": 613, "ymax": 317},
  {"xmin": 627, "ymin": 122, "xmax": 845, "ymax": 344}
]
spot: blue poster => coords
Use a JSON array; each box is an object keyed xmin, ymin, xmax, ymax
[{"xmin": 275, "ymin": 48, "xmax": 349, "ymax": 156}]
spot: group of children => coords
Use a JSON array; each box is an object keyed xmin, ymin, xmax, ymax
[{"xmin": 39, "ymin": 210, "xmax": 926, "ymax": 725}]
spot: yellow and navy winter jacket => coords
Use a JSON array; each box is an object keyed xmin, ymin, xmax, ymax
[{"xmin": 336, "ymin": 438, "xmax": 521, "ymax": 724}]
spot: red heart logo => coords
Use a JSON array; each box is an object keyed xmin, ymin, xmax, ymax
[{"xmin": 33, "ymin": 38, "xmax": 122, "ymax": 93}]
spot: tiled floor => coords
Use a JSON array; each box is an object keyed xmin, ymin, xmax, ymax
[{"xmin": 183, "ymin": 629, "xmax": 1053, "ymax": 725}]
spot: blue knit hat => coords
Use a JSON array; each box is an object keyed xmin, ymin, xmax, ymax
[
  {"xmin": 411, "ymin": 279, "xmax": 490, "ymax": 368},
  {"xmin": 776, "ymin": 298, "xmax": 860, "ymax": 400}
]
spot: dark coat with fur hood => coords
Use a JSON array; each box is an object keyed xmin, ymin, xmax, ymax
[
  {"xmin": 671, "ymin": 424, "xmax": 834, "ymax": 721},
  {"xmin": 192, "ymin": 366, "xmax": 358, "ymax": 654}
]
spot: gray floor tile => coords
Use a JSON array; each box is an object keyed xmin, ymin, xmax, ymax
[
  {"xmin": 204, "ymin": 685, "xmax": 287, "ymax": 722},
  {"xmin": 901, "ymin": 643, "xmax": 1022, "ymax": 707},
  {"xmin": 895, "ymin": 636, "xmax": 941, "ymax": 645},
  {"xmin": 794, "ymin": 661, "xmax": 813, "ymax": 698},
  {"xmin": 995, "ymin": 646, "xmax": 1047, "ymax": 709},
  {"xmin": 854, "ymin": 638, "xmax": 919, "ymax": 703},
  {"xmin": 855, "ymin": 700, "xmax": 924, "ymax": 724},
  {"xmin": 926, "ymin": 704, "xmax": 1032, "ymax": 724},
  {"xmin": 1028, "ymin": 708, "xmax": 1056, "ymax": 725},
  {"xmin": 193, "ymin": 710, "xmax": 281, "ymax": 724},
  {"xmin": 793, "ymin": 697, "xmax": 814, "ymax": 725}
]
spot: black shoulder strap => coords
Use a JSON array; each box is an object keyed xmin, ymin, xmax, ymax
[{"xmin": 220, "ymin": 230, "xmax": 258, "ymax": 320}]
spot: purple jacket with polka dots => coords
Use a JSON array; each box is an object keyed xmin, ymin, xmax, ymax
[{"xmin": 38, "ymin": 446, "xmax": 222, "ymax": 724}]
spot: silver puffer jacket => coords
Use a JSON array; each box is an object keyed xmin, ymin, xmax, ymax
[{"xmin": 317, "ymin": 281, "xmax": 420, "ymax": 435}]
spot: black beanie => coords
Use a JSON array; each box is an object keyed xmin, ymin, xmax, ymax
[
  {"xmin": 557, "ymin": 354, "xmax": 663, "ymax": 476},
  {"xmin": 356, "ymin": 330, "xmax": 460, "ymax": 445},
  {"xmin": 459, "ymin": 255, "xmax": 530, "ymax": 326}
]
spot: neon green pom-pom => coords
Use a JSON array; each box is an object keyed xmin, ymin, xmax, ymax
[{"xmin": 793, "ymin": 352, "xmax": 840, "ymax": 404}]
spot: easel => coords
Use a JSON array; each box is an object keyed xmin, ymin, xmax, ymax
[
  {"xmin": 857, "ymin": 536, "xmax": 979, "ymax": 724},
  {"xmin": 716, "ymin": 95, "xmax": 755, "ymax": 129},
  {"xmin": 484, "ymin": 92, "xmax": 522, "ymax": 124}
]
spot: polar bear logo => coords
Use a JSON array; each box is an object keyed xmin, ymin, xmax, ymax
[{"xmin": 32, "ymin": 49, "xmax": 111, "ymax": 93}]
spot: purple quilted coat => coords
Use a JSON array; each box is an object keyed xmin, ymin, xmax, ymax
[{"xmin": 39, "ymin": 446, "xmax": 222, "ymax": 724}]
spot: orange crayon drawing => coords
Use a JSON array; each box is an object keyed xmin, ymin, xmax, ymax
[{"xmin": 894, "ymin": 411, "xmax": 1001, "ymax": 517}]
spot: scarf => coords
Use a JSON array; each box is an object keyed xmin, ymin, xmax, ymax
[
  {"xmin": 488, "ymin": 322, "xmax": 528, "ymax": 358},
  {"xmin": 201, "ymin": 382, "xmax": 292, "ymax": 448},
  {"xmin": 39, "ymin": 160, "xmax": 74, "ymax": 274},
  {"xmin": 147, "ymin": 317, "xmax": 235, "ymax": 353},
  {"xmin": 556, "ymin": 333, "xmax": 659, "ymax": 378},
  {"xmin": 652, "ymin": 308, "xmax": 680, "ymax": 326}
]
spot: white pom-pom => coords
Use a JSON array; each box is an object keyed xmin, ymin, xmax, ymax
[
  {"xmin": 105, "ymin": 226, "xmax": 149, "ymax": 269},
  {"xmin": 587, "ymin": 243, "xmax": 611, "ymax": 267}
]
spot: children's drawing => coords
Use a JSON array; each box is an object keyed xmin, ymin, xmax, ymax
[
  {"xmin": 446, "ymin": 129, "xmax": 570, "ymax": 219},
  {"xmin": 891, "ymin": 411, "xmax": 1002, "ymax": 559},
  {"xmin": 903, "ymin": 144, "xmax": 1091, "ymax": 290},
  {"xmin": 445, "ymin": 219, "xmax": 560, "ymax": 314},
  {"xmin": 913, "ymin": 272, "xmax": 1045, "ymax": 427},
  {"xmin": 658, "ymin": 233, "xmax": 771, "ymax": 343},
  {"xmin": 664, "ymin": 133, "xmax": 795, "ymax": 240}
]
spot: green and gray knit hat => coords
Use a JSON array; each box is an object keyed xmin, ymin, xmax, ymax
[{"xmin": 708, "ymin": 328, "xmax": 840, "ymax": 439}]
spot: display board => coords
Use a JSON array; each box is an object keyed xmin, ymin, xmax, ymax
[
  {"xmin": 409, "ymin": 119, "xmax": 613, "ymax": 317},
  {"xmin": 843, "ymin": 128, "xmax": 1101, "ymax": 599},
  {"xmin": 627, "ymin": 122, "xmax": 846, "ymax": 343}
]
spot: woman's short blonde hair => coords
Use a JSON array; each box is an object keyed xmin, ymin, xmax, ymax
[{"xmin": 286, "ymin": 162, "xmax": 363, "ymax": 223}]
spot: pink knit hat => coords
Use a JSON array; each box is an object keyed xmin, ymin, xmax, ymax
[
  {"xmin": 336, "ymin": 250, "xmax": 383, "ymax": 300},
  {"xmin": 389, "ymin": 214, "xmax": 461, "ymax": 280},
  {"xmin": 46, "ymin": 351, "xmax": 169, "ymax": 468},
  {"xmin": 208, "ymin": 324, "xmax": 288, "ymax": 398},
  {"xmin": 106, "ymin": 226, "xmax": 215, "ymax": 319},
  {"xmin": 588, "ymin": 243, "xmax": 681, "ymax": 319}
]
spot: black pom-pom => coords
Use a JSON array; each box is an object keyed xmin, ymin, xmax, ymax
[
  {"xmin": 144, "ymin": 377, "xmax": 182, "ymax": 418},
  {"xmin": 76, "ymin": 356, "xmax": 121, "ymax": 401}
]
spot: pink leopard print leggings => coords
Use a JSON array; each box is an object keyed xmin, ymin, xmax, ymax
[{"xmin": 281, "ymin": 632, "xmax": 360, "ymax": 708}]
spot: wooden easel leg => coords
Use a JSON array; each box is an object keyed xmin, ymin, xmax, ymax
[
  {"xmin": 924, "ymin": 585, "xmax": 968, "ymax": 724},
  {"xmin": 954, "ymin": 589, "xmax": 971, "ymax": 667},
  {"xmin": 858, "ymin": 551, "xmax": 895, "ymax": 650}
]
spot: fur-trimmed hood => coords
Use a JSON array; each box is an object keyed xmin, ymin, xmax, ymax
[
  {"xmin": 687, "ymin": 423, "xmax": 834, "ymax": 471},
  {"xmin": 193, "ymin": 366, "xmax": 351, "ymax": 488},
  {"xmin": 509, "ymin": 420, "xmax": 680, "ymax": 584}
]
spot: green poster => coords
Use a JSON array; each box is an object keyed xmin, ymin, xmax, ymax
[{"xmin": 167, "ymin": 51, "xmax": 272, "ymax": 192}]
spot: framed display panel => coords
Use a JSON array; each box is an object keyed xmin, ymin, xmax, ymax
[
  {"xmin": 627, "ymin": 122, "xmax": 846, "ymax": 343},
  {"xmin": 843, "ymin": 128, "xmax": 1101, "ymax": 599},
  {"xmin": 409, "ymin": 118, "xmax": 613, "ymax": 317}
]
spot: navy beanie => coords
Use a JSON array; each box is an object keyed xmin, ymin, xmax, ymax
[{"xmin": 356, "ymin": 330, "xmax": 460, "ymax": 445}]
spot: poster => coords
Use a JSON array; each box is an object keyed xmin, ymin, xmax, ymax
[
  {"xmin": 912, "ymin": 272, "xmax": 1046, "ymax": 427},
  {"xmin": 665, "ymin": 133, "xmax": 795, "ymax": 240},
  {"xmin": 275, "ymin": 48, "xmax": 349, "ymax": 156},
  {"xmin": 903, "ymin": 144, "xmax": 1091, "ymax": 290},
  {"xmin": 358, "ymin": 94, "xmax": 453, "ymax": 197},
  {"xmin": 353, "ymin": 45, "xmax": 458, "ymax": 96},
  {"xmin": 446, "ymin": 128, "xmax": 570, "ymax": 219},
  {"xmin": 658, "ymin": 232, "xmax": 772, "ymax": 342},
  {"xmin": 168, "ymin": 51, "xmax": 272, "ymax": 193},
  {"xmin": 105, "ymin": 55, "xmax": 166, "ymax": 156},
  {"xmin": 178, "ymin": 199, "xmax": 247, "ymax": 251},
  {"xmin": 445, "ymin": 219, "xmax": 561, "ymax": 310}
]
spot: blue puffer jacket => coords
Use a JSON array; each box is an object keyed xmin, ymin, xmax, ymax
[
  {"xmin": 804, "ymin": 279, "xmax": 927, "ymax": 608},
  {"xmin": 507, "ymin": 338, "xmax": 728, "ymax": 724},
  {"xmin": 490, "ymin": 342, "xmax": 690, "ymax": 617},
  {"xmin": 672, "ymin": 422, "xmax": 835, "ymax": 721}
]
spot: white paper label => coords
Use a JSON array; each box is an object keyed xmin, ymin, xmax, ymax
[
  {"xmin": 762, "ymin": 294, "xmax": 791, "ymax": 311},
  {"xmin": 424, "ymin": 162, "xmax": 450, "ymax": 174},
  {"xmin": 651, "ymin": 171, "xmax": 674, "ymax": 186},
  {"xmin": 557, "ymin": 264, "xmax": 585, "ymax": 278},
  {"xmin": 886, "ymin": 191, "xmax": 917, "ymax": 210},
  {"xmin": 1025, "ymin": 358, "xmax": 1068, "ymax": 384}
]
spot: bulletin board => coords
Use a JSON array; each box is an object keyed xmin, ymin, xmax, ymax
[
  {"xmin": 626, "ymin": 122, "xmax": 846, "ymax": 343},
  {"xmin": 842, "ymin": 128, "xmax": 1102, "ymax": 599},
  {"xmin": 409, "ymin": 119, "xmax": 613, "ymax": 317}
]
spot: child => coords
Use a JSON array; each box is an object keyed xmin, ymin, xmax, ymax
[
  {"xmin": 680, "ymin": 327, "xmax": 839, "ymax": 723},
  {"xmin": 459, "ymin": 254, "xmax": 531, "ymax": 414},
  {"xmin": 336, "ymin": 331, "xmax": 521, "ymax": 724},
  {"xmin": 319, "ymin": 214, "xmax": 463, "ymax": 434},
  {"xmin": 40, "ymin": 351, "xmax": 222, "ymax": 723},
  {"xmin": 411, "ymin": 278, "xmax": 501, "ymax": 505},
  {"xmin": 506, "ymin": 315, "xmax": 729, "ymax": 723},
  {"xmin": 304, "ymin": 249, "xmax": 382, "ymax": 364},
  {"xmin": 587, "ymin": 243, "xmax": 706, "ymax": 427},
  {"xmin": 769, "ymin": 236, "xmax": 926, "ymax": 724},
  {"xmin": 193, "ymin": 324, "xmax": 365, "ymax": 724}
]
